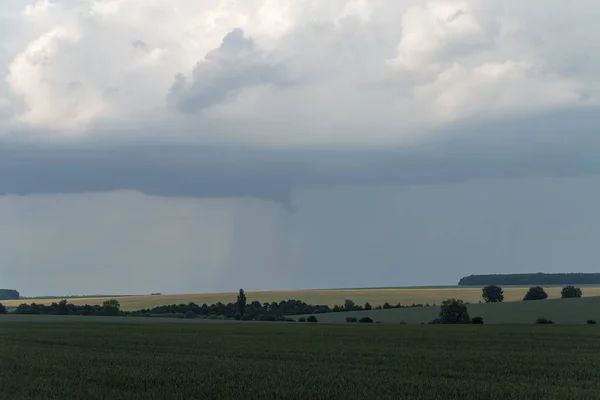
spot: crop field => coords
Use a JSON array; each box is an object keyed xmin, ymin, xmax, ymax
[
  {"xmin": 5, "ymin": 285, "xmax": 600, "ymax": 311},
  {"xmin": 307, "ymin": 296, "xmax": 600, "ymax": 325},
  {"xmin": 0, "ymin": 319, "xmax": 599, "ymax": 399}
]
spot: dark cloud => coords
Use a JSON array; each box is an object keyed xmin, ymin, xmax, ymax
[{"xmin": 2, "ymin": 105, "xmax": 600, "ymax": 210}]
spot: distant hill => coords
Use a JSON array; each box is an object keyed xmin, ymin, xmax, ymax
[{"xmin": 458, "ymin": 273, "xmax": 600, "ymax": 286}]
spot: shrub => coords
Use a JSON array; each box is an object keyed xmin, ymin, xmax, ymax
[
  {"xmin": 586, "ymin": 319, "xmax": 597, "ymax": 325},
  {"xmin": 234, "ymin": 313, "xmax": 241, "ymax": 320},
  {"xmin": 439, "ymin": 299, "xmax": 470, "ymax": 324},
  {"xmin": 298, "ymin": 317, "xmax": 306, "ymax": 322},
  {"xmin": 535, "ymin": 317, "xmax": 554, "ymax": 324},
  {"xmin": 208, "ymin": 315, "xmax": 218, "ymax": 320},
  {"xmin": 428, "ymin": 318, "xmax": 442, "ymax": 324},
  {"xmin": 346, "ymin": 317, "xmax": 358, "ymax": 323},
  {"xmin": 174, "ymin": 313, "xmax": 186, "ymax": 319},
  {"xmin": 358, "ymin": 317, "xmax": 374, "ymax": 323},
  {"xmin": 307, "ymin": 316, "xmax": 318, "ymax": 323},
  {"xmin": 185, "ymin": 311, "xmax": 197, "ymax": 319},
  {"xmin": 561, "ymin": 286, "xmax": 583, "ymax": 299},
  {"xmin": 471, "ymin": 316, "xmax": 484, "ymax": 324},
  {"xmin": 524, "ymin": 287, "xmax": 548, "ymax": 301},
  {"xmin": 0, "ymin": 303, "xmax": 7, "ymax": 315},
  {"xmin": 241, "ymin": 314, "xmax": 253, "ymax": 321},
  {"xmin": 399, "ymin": 321, "xmax": 408, "ymax": 325}
]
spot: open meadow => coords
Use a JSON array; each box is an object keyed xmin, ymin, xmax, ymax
[
  {"xmin": 0, "ymin": 318, "xmax": 599, "ymax": 400},
  {"xmin": 5, "ymin": 285, "xmax": 600, "ymax": 311}
]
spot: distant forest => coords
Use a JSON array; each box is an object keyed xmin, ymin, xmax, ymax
[
  {"xmin": 0, "ymin": 289, "xmax": 20, "ymax": 300},
  {"xmin": 459, "ymin": 273, "xmax": 600, "ymax": 286}
]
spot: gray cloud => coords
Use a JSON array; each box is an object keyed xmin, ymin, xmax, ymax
[{"xmin": 168, "ymin": 28, "xmax": 287, "ymax": 113}]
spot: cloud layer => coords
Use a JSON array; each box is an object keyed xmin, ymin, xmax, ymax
[{"xmin": 1, "ymin": 0, "xmax": 598, "ymax": 146}]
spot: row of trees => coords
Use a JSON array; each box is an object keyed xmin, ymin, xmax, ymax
[
  {"xmin": 9, "ymin": 299, "xmax": 121, "ymax": 316},
  {"xmin": 481, "ymin": 285, "xmax": 583, "ymax": 303}
]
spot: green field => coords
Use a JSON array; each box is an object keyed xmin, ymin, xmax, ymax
[
  {"xmin": 307, "ymin": 296, "xmax": 600, "ymax": 325},
  {"xmin": 0, "ymin": 319, "xmax": 599, "ymax": 399},
  {"xmin": 5, "ymin": 285, "xmax": 600, "ymax": 311}
]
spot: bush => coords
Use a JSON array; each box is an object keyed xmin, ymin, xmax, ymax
[
  {"xmin": 399, "ymin": 321, "xmax": 408, "ymax": 325},
  {"xmin": 471, "ymin": 316, "xmax": 484, "ymax": 324},
  {"xmin": 561, "ymin": 286, "xmax": 582, "ymax": 299},
  {"xmin": 208, "ymin": 315, "xmax": 218, "ymax": 320},
  {"xmin": 241, "ymin": 314, "xmax": 254, "ymax": 321},
  {"xmin": 174, "ymin": 313, "xmax": 186, "ymax": 319},
  {"xmin": 234, "ymin": 313, "xmax": 241, "ymax": 320},
  {"xmin": 298, "ymin": 317, "xmax": 306, "ymax": 322},
  {"xmin": 346, "ymin": 317, "xmax": 358, "ymax": 323},
  {"xmin": 0, "ymin": 303, "xmax": 7, "ymax": 315},
  {"xmin": 428, "ymin": 318, "xmax": 442, "ymax": 324},
  {"xmin": 524, "ymin": 286, "xmax": 548, "ymax": 301},
  {"xmin": 586, "ymin": 319, "xmax": 597, "ymax": 325},
  {"xmin": 358, "ymin": 317, "xmax": 374, "ymax": 323},
  {"xmin": 439, "ymin": 299, "xmax": 470, "ymax": 324},
  {"xmin": 185, "ymin": 311, "xmax": 197, "ymax": 319},
  {"xmin": 535, "ymin": 317, "xmax": 554, "ymax": 324},
  {"xmin": 307, "ymin": 316, "xmax": 318, "ymax": 323}
]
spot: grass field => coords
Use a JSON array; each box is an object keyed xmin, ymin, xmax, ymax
[
  {"xmin": 306, "ymin": 296, "xmax": 600, "ymax": 325},
  {"xmin": 0, "ymin": 319, "xmax": 599, "ymax": 399},
  {"xmin": 5, "ymin": 285, "xmax": 600, "ymax": 311}
]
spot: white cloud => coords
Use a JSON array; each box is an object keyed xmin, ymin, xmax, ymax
[{"xmin": 0, "ymin": 0, "xmax": 598, "ymax": 145}]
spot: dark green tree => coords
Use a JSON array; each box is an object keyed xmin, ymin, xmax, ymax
[
  {"xmin": 102, "ymin": 299, "xmax": 121, "ymax": 316},
  {"xmin": 0, "ymin": 303, "xmax": 7, "ymax": 314},
  {"xmin": 237, "ymin": 289, "xmax": 247, "ymax": 316},
  {"xmin": 482, "ymin": 285, "xmax": 504, "ymax": 303},
  {"xmin": 561, "ymin": 286, "xmax": 582, "ymax": 299},
  {"xmin": 344, "ymin": 299, "xmax": 355, "ymax": 311},
  {"xmin": 523, "ymin": 286, "xmax": 548, "ymax": 301},
  {"xmin": 439, "ymin": 298, "xmax": 470, "ymax": 324},
  {"xmin": 364, "ymin": 302, "xmax": 372, "ymax": 310},
  {"xmin": 307, "ymin": 315, "xmax": 318, "ymax": 323}
]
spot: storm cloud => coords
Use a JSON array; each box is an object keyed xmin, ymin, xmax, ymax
[{"xmin": 1, "ymin": 1, "xmax": 600, "ymax": 295}]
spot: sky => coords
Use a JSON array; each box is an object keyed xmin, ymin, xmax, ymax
[{"xmin": 1, "ymin": 0, "xmax": 600, "ymax": 296}]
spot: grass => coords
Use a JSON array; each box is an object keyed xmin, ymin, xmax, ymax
[
  {"xmin": 306, "ymin": 296, "xmax": 600, "ymax": 325},
  {"xmin": 5, "ymin": 286, "xmax": 600, "ymax": 311},
  {"xmin": 0, "ymin": 319, "xmax": 599, "ymax": 399}
]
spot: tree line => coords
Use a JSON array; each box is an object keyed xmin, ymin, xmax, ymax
[
  {"xmin": 459, "ymin": 273, "xmax": 600, "ymax": 286},
  {"xmin": 481, "ymin": 285, "xmax": 583, "ymax": 303},
  {"xmin": 0, "ymin": 289, "xmax": 20, "ymax": 301}
]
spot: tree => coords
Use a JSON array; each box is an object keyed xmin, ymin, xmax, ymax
[
  {"xmin": 358, "ymin": 317, "xmax": 374, "ymax": 323},
  {"xmin": 364, "ymin": 302, "xmax": 372, "ymax": 310},
  {"xmin": 471, "ymin": 316, "xmax": 484, "ymax": 324},
  {"xmin": 523, "ymin": 286, "xmax": 548, "ymax": 301},
  {"xmin": 0, "ymin": 303, "xmax": 7, "ymax": 314},
  {"xmin": 439, "ymin": 298, "xmax": 470, "ymax": 324},
  {"xmin": 482, "ymin": 285, "xmax": 504, "ymax": 303},
  {"xmin": 382, "ymin": 302, "xmax": 391, "ymax": 309},
  {"xmin": 344, "ymin": 299, "xmax": 355, "ymax": 311},
  {"xmin": 561, "ymin": 285, "xmax": 582, "ymax": 299},
  {"xmin": 102, "ymin": 299, "xmax": 121, "ymax": 316},
  {"xmin": 236, "ymin": 289, "xmax": 247, "ymax": 316},
  {"xmin": 307, "ymin": 315, "xmax": 318, "ymax": 323}
]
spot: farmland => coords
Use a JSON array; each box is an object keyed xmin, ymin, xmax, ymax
[
  {"xmin": 0, "ymin": 319, "xmax": 599, "ymax": 400},
  {"xmin": 5, "ymin": 285, "xmax": 600, "ymax": 311},
  {"xmin": 306, "ymin": 296, "xmax": 600, "ymax": 325}
]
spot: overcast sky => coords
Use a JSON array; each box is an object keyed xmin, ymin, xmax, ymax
[{"xmin": 1, "ymin": 0, "xmax": 600, "ymax": 296}]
